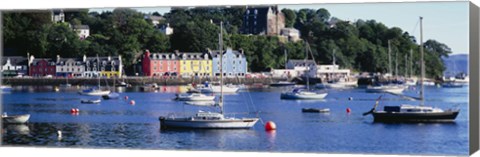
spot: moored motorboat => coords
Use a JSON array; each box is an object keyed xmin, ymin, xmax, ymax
[
  {"xmin": 365, "ymin": 84, "xmax": 406, "ymax": 94},
  {"xmin": 302, "ymin": 108, "xmax": 330, "ymax": 113},
  {"xmin": 176, "ymin": 93, "xmax": 216, "ymax": 101},
  {"xmin": 281, "ymin": 88, "xmax": 328, "ymax": 99},
  {"xmin": 79, "ymin": 87, "xmax": 111, "ymax": 96},
  {"xmin": 102, "ymin": 92, "xmax": 120, "ymax": 99},
  {"xmin": 81, "ymin": 99, "xmax": 101, "ymax": 104},
  {"xmin": 270, "ymin": 81, "xmax": 296, "ymax": 87},
  {"xmin": 2, "ymin": 113, "xmax": 30, "ymax": 124}
]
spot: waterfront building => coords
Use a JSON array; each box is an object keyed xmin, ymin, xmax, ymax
[
  {"xmin": 142, "ymin": 50, "xmax": 179, "ymax": 77},
  {"xmin": 72, "ymin": 25, "xmax": 90, "ymax": 40},
  {"xmin": 286, "ymin": 59, "xmax": 317, "ymax": 78},
  {"xmin": 28, "ymin": 57, "xmax": 56, "ymax": 77},
  {"xmin": 178, "ymin": 51, "xmax": 212, "ymax": 77},
  {"xmin": 55, "ymin": 55, "xmax": 85, "ymax": 77},
  {"xmin": 210, "ymin": 48, "xmax": 247, "ymax": 77},
  {"xmin": 1, "ymin": 56, "xmax": 28, "ymax": 77},
  {"xmin": 315, "ymin": 64, "xmax": 351, "ymax": 80},
  {"xmin": 242, "ymin": 5, "xmax": 285, "ymax": 36},
  {"xmin": 83, "ymin": 55, "xmax": 123, "ymax": 78}
]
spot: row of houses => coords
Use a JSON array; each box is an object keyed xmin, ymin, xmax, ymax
[
  {"xmin": 1, "ymin": 54, "xmax": 122, "ymax": 78},
  {"xmin": 142, "ymin": 48, "xmax": 247, "ymax": 77}
]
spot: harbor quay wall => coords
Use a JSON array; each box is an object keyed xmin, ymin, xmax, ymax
[
  {"xmin": 2, "ymin": 77, "xmax": 279, "ymax": 86},
  {"xmin": 2, "ymin": 77, "xmax": 376, "ymax": 86}
]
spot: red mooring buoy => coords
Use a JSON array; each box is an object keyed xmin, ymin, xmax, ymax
[
  {"xmin": 265, "ymin": 121, "xmax": 277, "ymax": 131},
  {"xmin": 346, "ymin": 108, "xmax": 351, "ymax": 113},
  {"xmin": 130, "ymin": 100, "xmax": 136, "ymax": 105}
]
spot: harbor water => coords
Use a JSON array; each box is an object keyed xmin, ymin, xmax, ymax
[{"xmin": 1, "ymin": 85, "xmax": 468, "ymax": 155}]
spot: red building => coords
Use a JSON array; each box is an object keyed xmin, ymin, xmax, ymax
[
  {"xmin": 142, "ymin": 50, "xmax": 179, "ymax": 77},
  {"xmin": 29, "ymin": 59, "xmax": 56, "ymax": 77}
]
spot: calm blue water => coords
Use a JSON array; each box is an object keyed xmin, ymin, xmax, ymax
[{"xmin": 1, "ymin": 85, "xmax": 469, "ymax": 155}]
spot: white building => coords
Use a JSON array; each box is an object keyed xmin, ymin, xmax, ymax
[
  {"xmin": 55, "ymin": 55, "xmax": 85, "ymax": 77},
  {"xmin": 315, "ymin": 64, "xmax": 351, "ymax": 80},
  {"xmin": 280, "ymin": 28, "xmax": 300, "ymax": 42},
  {"xmin": 73, "ymin": 25, "xmax": 90, "ymax": 40},
  {"xmin": 51, "ymin": 9, "xmax": 65, "ymax": 23},
  {"xmin": 160, "ymin": 23, "xmax": 174, "ymax": 36},
  {"xmin": 1, "ymin": 57, "xmax": 28, "ymax": 76},
  {"xmin": 286, "ymin": 60, "xmax": 317, "ymax": 78}
]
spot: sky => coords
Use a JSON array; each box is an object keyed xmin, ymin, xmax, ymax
[{"xmin": 90, "ymin": 1, "xmax": 468, "ymax": 55}]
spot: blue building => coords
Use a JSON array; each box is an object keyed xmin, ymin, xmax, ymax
[{"xmin": 211, "ymin": 48, "xmax": 247, "ymax": 77}]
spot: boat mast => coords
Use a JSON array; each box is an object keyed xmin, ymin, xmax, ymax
[
  {"xmin": 404, "ymin": 54, "xmax": 407, "ymax": 78},
  {"xmin": 419, "ymin": 16, "xmax": 425, "ymax": 106},
  {"xmin": 305, "ymin": 41, "xmax": 309, "ymax": 90},
  {"xmin": 388, "ymin": 40, "xmax": 392, "ymax": 76},
  {"xmin": 219, "ymin": 21, "xmax": 224, "ymax": 114},
  {"xmin": 97, "ymin": 54, "xmax": 100, "ymax": 88},
  {"xmin": 284, "ymin": 49, "xmax": 287, "ymax": 69},
  {"xmin": 410, "ymin": 49, "xmax": 413, "ymax": 78}
]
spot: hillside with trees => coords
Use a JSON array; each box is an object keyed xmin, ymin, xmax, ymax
[{"xmin": 2, "ymin": 7, "xmax": 452, "ymax": 78}]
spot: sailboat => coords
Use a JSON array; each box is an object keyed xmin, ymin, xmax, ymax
[
  {"xmin": 270, "ymin": 49, "xmax": 296, "ymax": 87},
  {"xmin": 363, "ymin": 17, "xmax": 460, "ymax": 122},
  {"xmin": 159, "ymin": 21, "xmax": 259, "ymax": 129},
  {"xmin": 281, "ymin": 42, "xmax": 328, "ymax": 100},
  {"xmin": 103, "ymin": 76, "xmax": 120, "ymax": 99},
  {"xmin": 315, "ymin": 49, "xmax": 357, "ymax": 89},
  {"xmin": 366, "ymin": 40, "xmax": 407, "ymax": 94},
  {"xmin": 79, "ymin": 55, "xmax": 111, "ymax": 96}
]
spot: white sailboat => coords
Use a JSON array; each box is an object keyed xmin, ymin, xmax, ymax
[
  {"xmin": 363, "ymin": 17, "xmax": 459, "ymax": 122},
  {"xmin": 79, "ymin": 55, "xmax": 111, "ymax": 96},
  {"xmin": 175, "ymin": 93, "xmax": 216, "ymax": 101},
  {"xmin": 315, "ymin": 49, "xmax": 357, "ymax": 89},
  {"xmin": 159, "ymin": 21, "xmax": 259, "ymax": 129},
  {"xmin": 366, "ymin": 40, "xmax": 407, "ymax": 94},
  {"xmin": 281, "ymin": 42, "xmax": 328, "ymax": 99}
]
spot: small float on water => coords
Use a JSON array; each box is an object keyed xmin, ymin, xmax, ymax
[{"xmin": 302, "ymin": 108, "xmax": 330, "ymax": 113}]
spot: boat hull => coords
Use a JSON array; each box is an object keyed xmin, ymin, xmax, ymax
[
  {"xmin": 2, "ymin": 114, "xmax": 30, "ymax": 124},
  {"xmin": 280, "ymin": 92, "xmax": 327, "ymax": 99},
  {"xmin": 159, "ymin": 117, "xmax": 258, "ymax": 129},
  {"xmin": 372, "ymin": 111, "xmax": 459, "ymax": 122},
  {"xmin": 211, "ymin": 86, "xmax": 239, "ymax": 93},
  {"xmin": 176, "ymin": 94, "xmax": 215, "ymax": 101},
  {"xmin": 365, "ymin": 86, "xmax": 406, "ymax": 94},
  {"xmin": 79, "ymin": 90, "xmax": 111, "ymax": 96}
]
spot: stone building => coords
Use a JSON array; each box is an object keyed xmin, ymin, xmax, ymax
[{"xmin": 242, "ymin": 6, "xmax": 285, "ymax": 36}]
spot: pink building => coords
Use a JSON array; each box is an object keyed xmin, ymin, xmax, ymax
[{"xmin": 142, "ymin": 50, "xmax": 179, "ymax": 77}]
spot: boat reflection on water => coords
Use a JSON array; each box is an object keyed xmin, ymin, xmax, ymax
[{"xmin": 3, "ymin": 124, "xmax": 30, "ymax": 135}]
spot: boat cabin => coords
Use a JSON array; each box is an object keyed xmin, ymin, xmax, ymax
[{"xmin": 194, "ymin": 112, "xmax": 224, "ymax": 120}]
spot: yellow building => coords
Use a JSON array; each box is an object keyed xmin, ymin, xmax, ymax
[{"xmin": 178, "ymin": 52, "xmax": 212, "ymax": 77}]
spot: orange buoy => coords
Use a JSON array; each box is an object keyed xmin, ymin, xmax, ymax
[
  {"xmin": 124, "ymin": 96, "xmax": 129, "ymax": 100},
  {"xmin": 130, "ymin": 100, "xmax": 136, "ymax": 105},
  {"xmin": 265, "ymin": 121, "xmax": 276, "ymax": 131},
  {"xmin": 346, "ymin": 108, "xmax": 351, "ymax": 113}
]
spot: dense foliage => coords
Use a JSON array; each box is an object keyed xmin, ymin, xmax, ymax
[{"xmin": 3, "ymin": 7, "xmax": 451, "ymax": 78}]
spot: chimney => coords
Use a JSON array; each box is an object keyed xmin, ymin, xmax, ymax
[
  {"xmin": 83, "ymin": 54, "xmax": 87, "ymax": 62},
  {"xmin": 239, "ymin": 48, "xmax": 244, "ymax": 55},
  {"xmin": 56, "ymin": 55, "xmax": 60, "ymax": 63}
]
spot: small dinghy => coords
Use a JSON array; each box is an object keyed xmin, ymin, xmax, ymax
[
  {"xmin": 302, "ymin": 108, "xmax": 330, "ymax": 113},
  {"xmin": 81, "ymin": 99, "xmax": 101, "ymax": 104},
  {"xmin": 2, "ymin": 113, "xmax": 30, "ymax": 124}
]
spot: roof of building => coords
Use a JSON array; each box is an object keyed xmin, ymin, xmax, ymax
[
  {"xmin": 1, "ymin": 56, "xmax": 28, "ymax": 66},
  {"xmin": 209, "ymin": 49, "xmax": 245, "ymax": 58},
  {"xmin": 288, "ymin": 59, "xmax": 316, "ymax": 65},
  {"xmin": 73, "ymin": 25, "xmax": 90, "ymax": 30}
]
